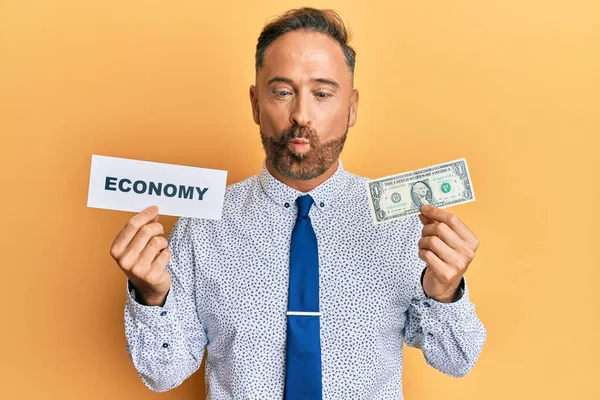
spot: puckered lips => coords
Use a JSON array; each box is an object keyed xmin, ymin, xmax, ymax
[{"xmin": 287, "ymin": 138, "xmax": 311, "ymax": 154}]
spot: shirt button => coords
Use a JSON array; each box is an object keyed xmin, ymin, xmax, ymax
[
  {"xmin": 162, "ymin": 343, "xmax": 169, "ymax": 348},
  {"xmin": 160, "ymin": 311, "xmax": 167, "ymax": 316},
  {"xmin": 424, "ymin": 302, "xmax": 431, "ymax": 308},
  {"xmin": 284, "ymin": 203, "xmax": 290, "ymax": 208},
  {"xmin": 320, "ymin": 202, "xmax": 325, "ymax": 208}
]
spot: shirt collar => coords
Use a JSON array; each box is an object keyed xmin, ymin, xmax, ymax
[{"xmin": 258, "ymin": 159, "xmax": 350, "ymax": 213}]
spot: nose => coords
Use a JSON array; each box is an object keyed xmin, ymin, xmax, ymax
[{"xmin": 289, "ymin": 91, "xmax": 313, "ymax": 128}]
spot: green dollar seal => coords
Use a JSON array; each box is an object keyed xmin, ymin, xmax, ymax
[{"xmin": 440, "ymin": 182, "xmax": 451, "ymax": 193}]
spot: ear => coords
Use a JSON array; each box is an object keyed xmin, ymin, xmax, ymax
[
  {"xmin": 348, "ymin": 88, "xmax": 359, "ymax": 127},
  {"xmin": 249, "ymin": 85, "xmax": 260, "ymax": 125}
]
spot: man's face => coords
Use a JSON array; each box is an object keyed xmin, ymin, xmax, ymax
[
  {"xmin": 414, "ymin": 183, "xmax": 429, "ymax": 196},
  {"xmin": 250, "ymin": 30, "xmax": 359, "ymax": 180}
]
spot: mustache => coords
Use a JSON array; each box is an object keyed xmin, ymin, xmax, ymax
[{"xmin": 279, "ymin": 124, "xmax": 318, "ymax": 143}]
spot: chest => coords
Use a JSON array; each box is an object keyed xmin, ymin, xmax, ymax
[{"xmin": 194, "ymin": 213, "xmax": 412, "ymax": 343}]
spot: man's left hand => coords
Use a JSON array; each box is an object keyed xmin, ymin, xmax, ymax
[{"xmin": 418, "ymin": 204, "xmax": 479, "ymax": 303}]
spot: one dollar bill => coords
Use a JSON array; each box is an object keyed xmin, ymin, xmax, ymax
[{"xmin": 367, "ymin": 158, "xmax": 476, "ymax": 224}]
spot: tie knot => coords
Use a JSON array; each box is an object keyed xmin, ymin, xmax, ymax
[{"xmin": 295, "ymin": 195, "xmax": 314, "ymax": 218}]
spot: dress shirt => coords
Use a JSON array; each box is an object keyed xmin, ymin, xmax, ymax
[{"xmin": 124, "ymin": 159, "xmax": 486, "ymax": 399}]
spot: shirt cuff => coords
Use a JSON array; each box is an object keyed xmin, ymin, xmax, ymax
[
  {"xmin": 414, "ymin": 268, "xmax": 476, "ymax": 324},
  {"xmin": 126, "ymin": 279, "xmax": 175, "ymax": 327}
]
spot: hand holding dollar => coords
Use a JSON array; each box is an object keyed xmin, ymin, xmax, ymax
[
  {"xmin": 366, "ymin": 158, "xmax": 479, "ymax": 302},
  {"xmin": 418, "ymin": 204, "xmax": 479, "ymax": 303}
]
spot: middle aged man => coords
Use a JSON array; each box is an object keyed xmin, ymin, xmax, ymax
[{"xmin": 111, "ymin": 7, "xmax": 487, "ymax": 399}]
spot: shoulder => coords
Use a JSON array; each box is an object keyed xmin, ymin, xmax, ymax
[
  {"xmin": 223, "ymin": 174, "xmax": 259, "ymax": 210},
  {"xmin": 185, "ymin": 173, "xmax": 260, "ymax": 231},
  {"xmin": 225, "ymin": 173, "xmax": 258, "ymax": 197},
  {"xmin": 339, "ymin": 169, "xmax": 370, "ymax": 204}
]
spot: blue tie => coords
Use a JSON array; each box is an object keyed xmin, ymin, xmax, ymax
[{"xmin": 284, "ymin": 195, "xmax": 323, "ymax": 400}]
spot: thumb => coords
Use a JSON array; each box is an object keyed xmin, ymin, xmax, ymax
[{"xmin": 145, "ymin": 205, "xmax": 159, "ymax": 223}]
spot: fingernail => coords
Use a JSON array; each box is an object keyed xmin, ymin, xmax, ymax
[{"xmin": 422, "ymin": 204, "xmax": 431, "ymax": 212}]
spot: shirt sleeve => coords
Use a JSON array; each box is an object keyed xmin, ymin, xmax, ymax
[
  {"xmin": 403, "ymin": 220, "xmax": 487, "ymax": 378},
  {"xmin": 123, "ymin": 216, "xmax": 207, "ymax": 392}
]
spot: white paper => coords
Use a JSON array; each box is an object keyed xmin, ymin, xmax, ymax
[{"xmin": 87, "ymin": 154, "xmax": 227, "ymax": 219}]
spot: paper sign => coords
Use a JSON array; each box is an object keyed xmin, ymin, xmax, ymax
[{"xmin": 87, "ymin": 154, "xmax": 227, "ymax": 219}]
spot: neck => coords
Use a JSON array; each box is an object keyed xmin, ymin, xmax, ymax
[{"xmin": 266, "ymin": 159, "xmax": 340, "ymax": 193}]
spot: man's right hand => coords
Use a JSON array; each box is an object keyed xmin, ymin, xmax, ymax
[{"xmin": 110, "ymin": 205, "xmax": 172, "ymax": 306}]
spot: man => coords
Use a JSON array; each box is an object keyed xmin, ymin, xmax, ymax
[{"xmin": 110, "ymin": 7, "xmax": 486, "ymax": 399}]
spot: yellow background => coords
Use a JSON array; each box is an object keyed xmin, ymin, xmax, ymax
[{"xmin": 1, "ymin": 0, "xmax": 598, "ymax": 399}]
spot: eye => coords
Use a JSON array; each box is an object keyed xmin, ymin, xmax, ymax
[
  {"xmin": 276, "ymin": 90, "xmax": 291, "ymax": 97},
  {"xmin": 315, "ymin": 92, "xmax": 331, "ymax": 99}
]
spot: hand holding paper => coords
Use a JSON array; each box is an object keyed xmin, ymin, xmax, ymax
[
  {"xmin": 109, "ymin": 205, "xmax": 171, "ymax": 306},
  {"xmin": 89, "ymin": 154, "xmax": 228, "ymax": 305}
]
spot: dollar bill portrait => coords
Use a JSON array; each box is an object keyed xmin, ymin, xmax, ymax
[{"xmin": 411, "ymin": 181, "xmax": 433, "ymax": 207}]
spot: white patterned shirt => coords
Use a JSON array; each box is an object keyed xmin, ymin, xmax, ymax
[{"xmin": 124, "ymin": 159, "xmax": 486, "ymax": 399}]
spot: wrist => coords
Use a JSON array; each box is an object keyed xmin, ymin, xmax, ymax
[
  {"xmin": 429, "ymin": 287, "xmax": 462, "ymax": 303},
  {"xmin": 420, "ymin": 268, "xmax": 465, "ymax": 303},
  {"xmin": 130, "ymin": 281, "xmax": 168, "ymax": 307}
]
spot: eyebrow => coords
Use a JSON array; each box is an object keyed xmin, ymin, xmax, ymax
[{"xmin": 266, "ymin": 76, "xmax": 340, "ymax": 89}]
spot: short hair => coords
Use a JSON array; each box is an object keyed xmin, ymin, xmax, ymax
[{"xmin": 255, "ymin": 7, "xmax": 356, "ymax": 75}]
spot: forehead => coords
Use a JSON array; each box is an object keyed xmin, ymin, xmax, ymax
[{"xmin": 260, "ymin": 30, "xmax": 350, "ymax": 84}]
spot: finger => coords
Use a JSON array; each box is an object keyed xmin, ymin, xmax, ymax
[
  {"xmin": 418, "ymin": 248, "xmax": 445, "ymax": 272},
  {"xmin": 151, "ymin": 247, "xmax": 171, "ymax": 271},
  {"xmin": 126, "ymin": 222, "xmax": 164, "ymax": 257},
  {"xmin": 111, "ymin": 205, "xmax": 159, "ymax": 259},
  {"xmin": 137, "ymin": 235, "xmax": 168, "ymax": 268},
  {"xmin": 418, "ymin": 213, "xmax": 434, "ymax": 226},
  {"xmin": 422, "ymin": 222, "xmax": 464, "ymax": 251},
  {"xmin": 420, "ymin": 205, "xmax": 475, "ymax": 242},
  {"xmin": 418, "ymin": 236, "xmax": 458, "ymax": 266},
  {"xmin": 118, "ymin": 222, "xmax": 164, "ymax": 270},
  {"xmin": 140, "ymin": 248, "xmax": 172, "ymax": 286}
]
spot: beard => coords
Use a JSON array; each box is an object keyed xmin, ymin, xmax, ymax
[{"xmin": 260, "ymin": 116, "xmax": 349, "ymax": 181}]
